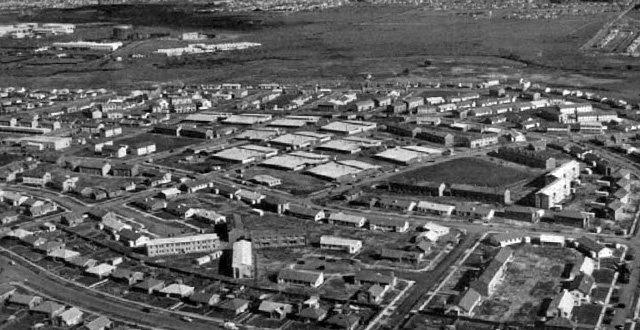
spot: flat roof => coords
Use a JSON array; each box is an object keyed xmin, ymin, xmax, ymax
[
  {"xmin": 320, "ymin": 120, "xmax": 377, "ymax": 134},
  {"xmin": 261, "ymin": 153, "xmax": 330, "ymax": 171},
  {"xmin": 318, "ymin": 140, "xmax": 362, "ymax": 152},
  {"xmin": 307, "ymin": 161, "xmax": 378, "ymax": 180},
  {"xmin": 270, "ymin": 133, "xmax": 319, "ymax": 146},
  {"xmin": 223, "ymin": 114, "xmax": 272, "ymax": 125},
  {"xmin": 375, "ymin": 147, "xmax": 431, "ymax": 163},
  {"xmin": 267, "ymin": 119, "xmax": 307, "ymax": 128},
  {"xmin": 235, "ymin": 128, "xmax": 280, "ymax": 141},
  {"xmin": 212, "ymin": 147, "xmax": 266, "ymax": 162},
  {"xmin": 148, "ymin": 233, "xmax": 219, "ymax": 246}
]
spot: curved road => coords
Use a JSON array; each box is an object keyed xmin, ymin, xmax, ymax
[{"xmin": 0, "ymin": 250, "xmax": 223, "ymax": 330}]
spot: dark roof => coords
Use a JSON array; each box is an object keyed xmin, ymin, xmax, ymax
[
  {"xmin": 278, "ymin": 269, "xmax": 322, "ymax": 283},
  {"xmin": 457, "ymin": 288, "xmax": 481, "ymax": 312},
  {"xmin": 569, "ymin": 273, "xmax": 595, "ymax": 294},
  {"xmin": 218, "ymin": 298, "xmax": 249, "ymax": 311},
  {"xmin": 576, "ymin": 236, "xmax": 605, "ymax": 253}
]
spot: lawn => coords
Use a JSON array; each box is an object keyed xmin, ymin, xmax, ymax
[
  {"xmin": 389, "ymin": 157, "xmax": 539, "ymax": 188},
  {"xmin": 242, "ymin": 167, "xmax": 330, "ymax": 196}
]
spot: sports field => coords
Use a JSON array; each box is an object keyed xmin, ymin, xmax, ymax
[{"xmin": 390, "ymin": 157, "xmax": 538, "ymax": 187}]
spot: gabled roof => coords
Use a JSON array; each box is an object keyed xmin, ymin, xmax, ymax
[
  {"xmin": 354, "ymin": 270, "xmax": 395, "ymax": 285},
  {"xmin": 218, "ymin": 298, "xmax": 249, "ymax": 311},
  {"xmin": 134, "ymin": 278, "xmax": 164, "ymax": 290},
  {"xmin": 576, "ymin": 236, "xmax": 605, "ymax": 253},
  {"xmin": 31, "ymin": 300, "xmax": 65, "ymax": 314},
  {"xmin": 59, "ymin": 307, "xmax": 83, "ymax": 323},
  {"xmin": 297, "ymin": 307, "xmax": 327, "ymax": 320},
  {"xmin": 457, "ymin": 288, "xmax": 481, "ymax": 312},
  {"xmin": 569, "ymin": 273, "xmax": 595, "ymax": 294}
]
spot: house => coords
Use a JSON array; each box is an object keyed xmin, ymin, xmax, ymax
[
  {"xmin": 277, "ymin": 269, "xmax": 324, "ymax": 288},
  {"xmin": 298, "ymin": 307, "xmax": 328, "ymax": 323},
  {"xmin": 568, "ymin": 273, "xmax": 595, "ymax": 304},
  {"xmin": 489, "ymin": 233, "xmax": 528, "ymax": 247},
  {"xmin": 354, "ymin": 270, "xmax": 397, "ymax": 287},
  {"xmin": 111, "ymin": 268, "xmax": 145, "ymax": 285},
  {"xmin": 578, "ymin": 257, "xmax": 596, "ymax": 276},
  {"xmin": 236, "ymin": 189, "xmax": 265, "ymax": 205},
  {"xmin": 503, "ymin": 205, "xmax": 544, "ymax": 223},
  {"xmin": 133, "ymin": 278, "xmax": 165, "ymax": 294},
  {"xmin": 189, "ymin": 292, "xmax": 220, "ymax": 306},
  {"xmin": 82, "ymin": 316, "xmax": 112, "ymax": 330},
  {"xmin": 87, "ymin": 208, "xmax": 117, "ymax": 221},
  {"xmin": 67, "ymin": 256, "xmax": 97, "ymax": 269},
  {"xmin": 415, "ymin": 201, "xmax": 455, "ymax": 216},
  {"xmin": 326, "ymin": 314, "xmax": 360, "ymax": 330},
  {"xmin": 160, "ymin": 284, "xmax": 195, "ymax": 298},
  {"xmin": 58, "ymin": 307, "xmax": 83, "ymax": 327},
  {"xmin": 328, "ymin": 213, "xmax": 366, "ymax": 228},
  {"xmin": 258, "ymin": 301, "xmax": 293, "ymax": 320},
  {"xmin": 31, "ymin": 300, "xmax": 65, "ymax": 318},
  {"xmin": 49, "ymin": 176, "xmax": 78, "ymax": 192},
  {"xmin": 368, "ymin": 218, "xmax": 409, "ymax": 232},
  {"xmin": 575, "ymin": 236, "xmax": 613, "ymax": 259},
  {"xmin": 376, "ymin": 198, "xmax": 416, "ymax": 212},
  {"xmin": 21, "ymin": 170, "xmax": 51, "ymax": 186},
  {"xmin": 132, "ymin": 197, "xmax": 166, "ymax": 212},
  {"xmin": 356, "ymin": 284, "xmax": 387, "ymax": 304},
  {"xmin": 287, "ymin": 205, "xmax": 325, "ymax": 221},
  {"xmin": 8, "ymin": 293, "xmax": 42, "ymax": 308},
  {"xmin": 320, "ymin": 235, "xmax": 362, "ymax": 254},
  {"xmin": 110, "ymin": 163, "xmax": 139, "ymax": 177},
  {"xmin": 180, "ymin": 179, "xmax": 211, "ymax": 193},
  {"xmin": 86, "ymin": 263, "xmax": 116, "ymax": 278},
  {"xmin": 380, "ymin": 248, "xmax": 423, "ymax": 264},
  {"xmin": 217, "ymin": 298, "xmax": 250, "ymax": 315},
  {"xmin": 76, "ymin": 161, "xmax": 111, "ymax": 177},
  {"xmin": 546, "ymin": 290, "xmax": 575, "ymax": 319},
  {"xmin": 447, "ymin": 288, "xmax": 482, "ymax": 316},
  {"xmin": 37, "ymin": 240, "xmax": 65, "ymax": 255}
]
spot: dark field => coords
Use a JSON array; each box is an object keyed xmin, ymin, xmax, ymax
[
  {"xmin": 1, "ymin": 3, "xmax": 640, "ymax": 104},
  {"xmin": 390, "ymin": 157, "xmax": 537, "ymax": 187}
]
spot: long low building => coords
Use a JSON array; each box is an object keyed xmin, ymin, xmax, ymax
[
  {"xmin": 261, "ymin": 151, "xmax": 330, "ymax": 171},
  {"xmin": 146, "ymin": 234, "xmax": 220, "ymax": 257},
  {"xmin": 306, "ymin": 160, "xmax": 379, "ymax": 181},
  {"xmin": 320, "ymin": 235, "xmax": 363, "ymax": 254},
  {"xmin": 15, "ymin": 136, "xmax": 72, "ymax": 150},
  {"xmin": 375, "ymin": 146, "xmax": 443, "ymax": 165},
  {"xmin": 320, "ymin": 120, "xmax": 377, "ymax": 135},
  {"xmin": 211, "ymin": 145, "xmax": 278, "ymax": 164}
]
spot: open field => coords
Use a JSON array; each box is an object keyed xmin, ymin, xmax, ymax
[
  {"xmin": 1, "ymin": 4, "xmax": 640, "ymax": 104},
  {"xmin": 390, "ymin": 157, "xmax": 539, "ymax": 187},
  {"xmin": 112, "ymin": 133, "xmax": 203, "ymax": 153}
]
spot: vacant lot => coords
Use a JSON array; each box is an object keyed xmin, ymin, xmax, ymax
[
  {"xmin": 390, "ymin": 157, "xmax": 538, "ymax": 188},
  {"xmin": 475, "ymin": 245, "xmax": 582, "ymax": 323}
]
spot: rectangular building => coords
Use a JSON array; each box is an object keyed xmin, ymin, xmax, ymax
[{"xmin": 146, "ymin": 234, "xmax": 220, "ymax": 257}]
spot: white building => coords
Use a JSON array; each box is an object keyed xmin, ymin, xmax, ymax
[
  {"xmin": 320, "ymin": 236, "xmax": 362, "ymax": 254},
  {"xmin": 145, "ymin": 234, "xmax": 220, "ymax": 257}
]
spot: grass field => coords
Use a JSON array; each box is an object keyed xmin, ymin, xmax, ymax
[
  {"xmin": 390, "ymin": 157, "xmax": 538, "ymax": 188},
  {"xmin": 2, "ymin": 4, "xmax": 640, "ymax": 104},
  {"xmin": 112, "ymin": 133, "xmax": 203, "ymax": 153}
]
